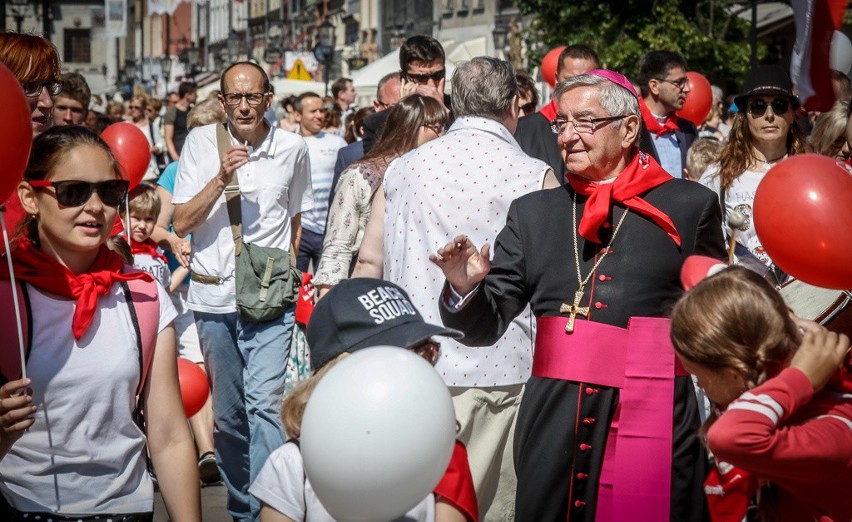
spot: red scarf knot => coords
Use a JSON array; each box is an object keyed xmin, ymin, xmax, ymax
[
  {"xmin": 0, "ymin": 239, "xmax": 153, "ymax": 340},
  {"xmin": 130, "ymin": 238, "xmax": 168, "ymax": 263},
  {"xmin": 566, "ymin": 152, "xmax": 682, "ymax": 247},
  {"xmin": 640, "ymin": 98, "xmax": 680, "ymax": 137}
]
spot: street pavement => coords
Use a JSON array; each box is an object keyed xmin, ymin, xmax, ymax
[{"xmin": 154, "ymin": 482, "xmax": 231, "ymax": 521}]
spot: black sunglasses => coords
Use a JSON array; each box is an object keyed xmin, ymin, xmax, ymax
[
  {"xmin": 28, "ymin": 179, "xmax": 130, "ymax": 207},
  {"xmin": 403, "ymin": 69, "xmax": 446, "ymax": 84},
  {"xmin": 747, "ymin": 98, "xmax": 790, "ymax": 117}
]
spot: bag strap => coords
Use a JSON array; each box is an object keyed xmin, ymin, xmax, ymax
[
  {"xmin": 216, "ymin": 123, "xmax": 244, "ymax": 257},
  {"xmin": 0, "ymin": 279, "xmax": 31, "ymax": 385}
]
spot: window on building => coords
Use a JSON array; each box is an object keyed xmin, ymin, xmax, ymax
[
  {"xmin": 345, "ymin": 23, "xmax": 358, "ymax": 45},
  {"xmin": 63, "ymin": 29, "xmax": 91, "ymax": 64}
]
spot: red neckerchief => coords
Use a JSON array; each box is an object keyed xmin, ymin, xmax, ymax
[
  {"xmin": 131, "ymin": 238, "xmax": 167, "ymax": 263},
  {"xmin": 433, "ymin": 441, "xmax": 478, "ymax": 522},
  {"xmin": 539, "ymin": 99, "xmax": 558, "ymax": 121},
  {"xmin": 639, "ymin": 97, "xmax": 680, "ymax": 137},
  {"xmin": 566, "ymin": 152, "xmax": 681, "ymax": 246},
  {"xmin": 0, "ymin": 239, "xmax": 152, "ymax": 340}
]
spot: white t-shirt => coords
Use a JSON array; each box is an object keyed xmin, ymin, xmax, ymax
[
  {"xmin": 699, "ymin": 164, "xmax": 772, "ymax": 266},
  {"xmin": 249, "ymin": 442, "xmax": 435, "ymax": 522},
  {"xmin": 0, "ymin": 278, "xmax": 177, "ymax": 514},
  {"xmin": 300, "ymin": 132, "xmax": 347, "ymax": 234},
  {"xmin": 133, "ymin": 251, "xmax": 171, "ymax": 289},
  {"xmin": 382, "ymin": 117, "xmax": 550, "ymax": 387},
  {"xmin": 172, "ymin": 123, "xmax": 314, "ymax": 313}
]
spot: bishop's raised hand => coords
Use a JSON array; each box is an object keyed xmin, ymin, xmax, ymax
[{"xmin": 429, "ymin": 235, "xmax": 491, "ymax": 296}]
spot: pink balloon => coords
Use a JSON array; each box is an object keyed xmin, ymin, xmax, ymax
[
  {"xmin": 0, "ymin": 63, "xmax": 33, "ymax": 203},
  {"xmin": 101, "ymin": 122, "xmax": 150, "ymax": 190},
  {"xmin": 753, "ymin": 154, "xmax": 852, "ymax": 289}
]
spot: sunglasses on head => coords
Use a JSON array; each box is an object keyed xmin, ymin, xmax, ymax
[
  {"xmin": 28, "ymin": 179, "xmax": 130, "ymax": 207},
  {"xmin": 403, "ymin": 69, "xmax": 446, "ymax": 84},
  {"xmin": 747, "ymin": 98, "xmax": 790, "ymax": 117}
]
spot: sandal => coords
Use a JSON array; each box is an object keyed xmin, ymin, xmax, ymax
[{"xmin": 198, "ymin": 451, "xmax": 221, "ymax": 485}]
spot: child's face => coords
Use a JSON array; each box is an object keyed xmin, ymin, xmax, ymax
[
  {"xmin": 678, "ymin": 356, "xmax": 748, "ymax": 407},
  {"xmin": 128, "ymin": 212, "xmax": 156, "ymax": 243}
]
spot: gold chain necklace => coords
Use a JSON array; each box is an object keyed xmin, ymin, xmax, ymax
[{"xmin": 560, "ymin": 192, "xmax": 629, "ymax": 333}]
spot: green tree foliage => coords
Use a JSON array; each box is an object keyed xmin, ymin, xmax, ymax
[{"xmin": 515, "ymin": 0, "xmax": 761, "ymax": 86}]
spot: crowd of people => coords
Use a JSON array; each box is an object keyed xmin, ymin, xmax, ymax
[{"xmin": 0, "ymin": 29, "xmax": 849, "ymax": 522}]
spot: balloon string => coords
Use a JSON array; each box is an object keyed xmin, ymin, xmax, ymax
[
  {"xmin": 124, "ymin": 193, "xmax": 132, "ymax": 250},
  {"xmin": 0, "ymin": 209, "xmax": 27, "ymax": 380}
]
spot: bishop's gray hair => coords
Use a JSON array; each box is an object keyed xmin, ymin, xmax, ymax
[
  {"xmin": 451, "ymin": 57, "xmax": 518, "ymax": 121},
  {"xmin": 554, "ymin": 74, "xmax": 640, "ymax": 123}
]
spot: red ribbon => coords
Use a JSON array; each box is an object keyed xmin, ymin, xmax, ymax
[
  {"xmin": 131, "ymin": 238, "xmax": 168, "ymax": 263},
  {"xmin": 640, "ymin": 98, "xmax": 680, "ymax": 137},
  {"xmin": 566, "ymin": 153, "xmax": 681, "ymax": 247},
  {"xmin": 0, "ymin": 240, "xmax": 152, "ymax": 340}
]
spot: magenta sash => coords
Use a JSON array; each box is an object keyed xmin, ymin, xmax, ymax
[{"xmin": 532, "ymin": 316, "xmax": 684, "ymax": 522}]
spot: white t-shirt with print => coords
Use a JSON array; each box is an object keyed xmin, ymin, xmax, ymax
[
  {"xmin": 172, "ymin": 123, "xmax": 314, "ymax": 313},
  {"xmin": 0, "ymin": 279, "xmax": 177, "ymax": 514},
  {"xmin": 249, "ymin": 442, "xmax": 435, "ymax": 522},
  {"xmin": 133, "ymin": 251, "xmax": 171, "ymax": 289},
  {"xmin": 300, "ymin": 132, "xmax": 347, "ymax": 234},
  {"xmin": 699, "ymin": 164, "xmax": 772, "ymax": 266}
]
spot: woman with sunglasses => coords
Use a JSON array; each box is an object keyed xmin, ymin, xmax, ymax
[
  {"xmin": 0, "ymin": 126, "xmax": 201, "ymax": 521},
  {"xmin": 699, "ymin": 65, "xmax": 806, "ymax": 279},
  {"xmin": 807, "ymin": 100, "xmax": 850, "ymax": 163},
  {"xmin": 128, "ymin": 95, "xmax": 166, "ymax": 181},
  {"xmin": 313, "ymin": 94, "xmax": 449, "ymax": 297}
]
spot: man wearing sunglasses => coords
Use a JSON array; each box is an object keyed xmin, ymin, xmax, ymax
[
  {"xmin": 362, "ymin": 35, "xmax": 451, "ymax": 154},
  {"xmin": 171, "ymin": 61, "xmax": 313, "ymax": 522},
  {"xmin": 636, "ymin": 51, "xmax": 699, "ymax": 178}
]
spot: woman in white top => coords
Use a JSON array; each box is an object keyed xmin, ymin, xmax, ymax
[
  {"xmin": 313, "ymin": 95, "xmax": 449, "ymax": 297},
  {"xmin": 129, "ymin": 94, "xmax": 166, "ymax": 181},
  {"xmin": 699, "ymin": 65, "xmax": 805, "ymax": 279},
  {"xmin": 0, "ymin": 125, "xmax": 200, "ymax": 521}
]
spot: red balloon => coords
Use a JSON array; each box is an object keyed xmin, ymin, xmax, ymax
[
  {"xmin": 753, "ymin": 154, "xmax": 852, "ymax": 289},
  {"xmin": 177, "ymin": 357, "xmax": 210, "ymax": 418},
  {"xmin": 541, "ymin": 46, "xmax": 566, "ymax": 88},
  {"xmin": 676, "ymin": 71, "xmax": 713, "ymax": 126},
  {"xmin": 100, "ymin": 122, "xmax": 150, "ymax": 190},
  {"xmin": 0, "ymin": 63, "xmax": 33, "ymax": 203}
]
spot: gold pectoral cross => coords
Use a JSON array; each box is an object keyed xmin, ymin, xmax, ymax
[{"xmin": 560, "ymin": 287, "xmax": 589, "ymax": 333}]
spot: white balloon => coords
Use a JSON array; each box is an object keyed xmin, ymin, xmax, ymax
[
  {"xmin": 301, "ymin": 346, "xmax": 457, "ymax": 522},
  {"xmin": 830, "ymin": 31, "xmax": 852, "ymax": 76}
]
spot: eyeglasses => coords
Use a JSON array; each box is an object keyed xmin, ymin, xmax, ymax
[
  {"xmin": 221, "ymin": 92, "xmax": 267, "ymax": 107},
  {"xmin": 403, "ymin": 69, "xmax": 446, "ymax": 84},
  {"xmin": 23, "ymin": 79, "xmax": 63, "ymax": 98},
  {"xmin": 549, "ymin": 115, "xmax": 628, "ymax": 134},
  {"xmin": 409, "ymin": 338, "xmax": 440, "ymax": 365},
  {"xmin": 424, "ymin": 123, "xmax": 446, "ymax": 135},
  {"xmin": 654, "ymin": 77, "xmax": 689, "ymax": 90},
  {"xmin": 28, "ymin": 179, "xmax": 130, "ymax": 207},
  {"xmin": 747, "ymin": 98, "xmax": 790, "ymax": 117},
  {"xmin": 519, "ymin": 102, "xmax": 536, "ymax": 114}
]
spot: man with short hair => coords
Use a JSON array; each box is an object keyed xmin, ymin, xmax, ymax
[
  {"xmin": 515, "ymin": 44, "xmax": 600, "ymax": 179},
  {"xmin": 434, "ymin": 70, "xmax": 722, "ymax": 521},
  {"xmin": 355, "ymin": 56, "xmax": 560, "ymax": 521},
  {"xmin": 53, "ymin": 72, "xmax": 91, "ymax": 126},
  {"xmin": 362, "ymin": 35, "xmax": 449, "ymax": 153},
  {"xmin": 164, "ymin": 81, "xmax": 197, "ymax": 161},
  {"xmin": 172, "ymin": 62, "xmax": 312, "ymax": 521},
  {"xmin": 636, "ymin": 50, "xmax": 698, "ymax": 178},
  {"xmin": 293, "ymin": 91, "xmax": 347, "ymax": 272}
]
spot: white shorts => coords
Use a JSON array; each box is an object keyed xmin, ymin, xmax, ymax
[{"xmin": 170, "ymin": 284, "xmax": 203, "ymax": 363}]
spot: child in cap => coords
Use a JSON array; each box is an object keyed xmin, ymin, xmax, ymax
[
  {"xmin": 249, "ymin": 278, "xmax": 478, "ymax": 522},
  {"xmin": 670, "ymin": 262, "xmax": 851, "ymax": 522}
]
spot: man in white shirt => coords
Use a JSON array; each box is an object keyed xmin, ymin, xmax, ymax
[
  {"xmin": 171, "ymin": 61, "xmax": 313, "ymax": 522},
  {"xmin": 293, "ymin": 91, "xmax": 347, "ymax": 271},
  {"xmin": 354, "ymin": 56, "xmax": 560, "ymax": 521}
]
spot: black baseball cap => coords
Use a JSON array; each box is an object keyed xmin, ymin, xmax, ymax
[{"xmin": 307, "ymin": 278, "xmax": 463, "ymax": 370}]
